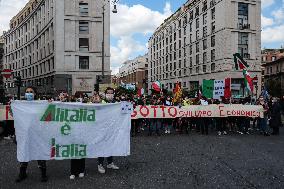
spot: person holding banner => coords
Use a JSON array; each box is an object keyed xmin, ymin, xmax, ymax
[
  {"xmin": 97, "ymin": 88, "xmax": 119, "ymax": 174},
  {"xmin": 15, "ymin": 87, "xmax": 48, "ymax": 183}
]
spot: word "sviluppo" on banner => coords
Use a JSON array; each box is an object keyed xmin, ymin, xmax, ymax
[{"xmin": 131, "ymin": 105, "xmax": 264, "ymax": 119}]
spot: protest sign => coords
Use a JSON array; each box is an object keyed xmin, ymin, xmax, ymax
[
  {"xmin": 131, "ymin": 105, "xmax": 264, "ymax": 119},
  {"xmin": 11, "ymin": 101, "xmax": 132, "ymax": 162}
]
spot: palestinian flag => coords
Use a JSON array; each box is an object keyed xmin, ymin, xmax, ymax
[
  {"xmin": 243, "ymin": 70, "xmax": 254, "ymax": 92},
  {"xmin": 152, "ymin": 81, "xmax": 161, "ymax": 92},
  {"xmin": 202, "ymin": 78, "xmax": 231, "ymax": 99},
  {"xmin": 234, "ymin": 53, "xmax": 249, "ymax": 70}
]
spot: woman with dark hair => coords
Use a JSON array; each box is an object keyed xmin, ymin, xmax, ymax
[{"xmin": 15, "ymin": 86, "xmax": 48, "ymax": 183}]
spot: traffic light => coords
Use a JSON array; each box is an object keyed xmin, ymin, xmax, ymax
[{"xmin": 14, "ymin": 76, "xmax": 22, "ymax": 87}]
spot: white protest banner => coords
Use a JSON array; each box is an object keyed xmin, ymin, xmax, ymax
[
  {"xmin": 11, "ymin": 101, "xmax": 132, "ymax": 162},
  {"xmin": 131, "ymin": 105, "xmax": 264, "ymax": 119}
]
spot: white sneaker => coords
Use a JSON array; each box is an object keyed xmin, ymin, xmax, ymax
[
  {"xmin": 69, "ymin": 175, "xmax": 75, "ymax": 180},
  {"xmin": 107, "ymin": 163, "xmax": 119, "ymax": 170},
  {"xmin": 98, "ymin": 164, "xmax": 105, "ymax": 174},
  {"xmin": 168, "ymin": 130, "xmax": 171, "ymax": 134},
  {"xmin": 3, "ymin": 136, "xmax": 11, "ymax": 140},
  {"xmin": 165, "ymin": 130, "xmax": 168, "ymax": 134},
  {"xmin": 237, "ymin": 131, "xmax": 244, "ymax": 135},
  {"xmin": 218, "ymin": 131, "xmax": 222, "ymax": 136},
  {"xmin": 223, "ymin": 131, "xmax": 227, "ymax": 135},
  {"xmin": 78, "ymin": 173, "xmax": 85, "ymax": 178}
]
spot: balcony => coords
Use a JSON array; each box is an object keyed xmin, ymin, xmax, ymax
[{"xmin": 238, "ymin": 23, "xmax": 250, "ymax": 30}]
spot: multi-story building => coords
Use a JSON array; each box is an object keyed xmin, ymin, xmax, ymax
[
  {"xmin": 3, "ymin": 0, "xmax": 110, "ymax": 96},
  {"xmin": 263, "ymin": 57, "xmax": 284, "ymax": 97},
  {"xmin": 118, "ymin": 55, "xmax": 148, "ymax": 90},
  {"xmin": 0, "ymin": 36, "xmax": 5, "ymax": 101},
  {"xmin": 261, "ymin": 49, "xmax": 284, "ymax": 63},
  {"xmin": 148, "ymin": 0, "xmax": 262, "ymax": 96}
]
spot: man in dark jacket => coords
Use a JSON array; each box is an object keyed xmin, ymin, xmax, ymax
[{"xmin": 270, "ymin": 98, "xmax": 281, "ymax": 135}]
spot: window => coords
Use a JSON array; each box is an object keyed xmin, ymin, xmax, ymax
[
  {"xmin": 211, "ymin": 7, "xmax": 215, "ymax": 20},
  {"xmin": 238, "ymin": 33, "xmax": 248, "ymax": 57},
  {"xmin": 203, "ymin": 13, "xmax": 207, "ymax": 25},
  {"xmin": 203, "ymin": 52, "xmax": 207, "ymax": 63},
  {"xmin": 196, "ymin": 18, "xmax": 199, "ymax": 29},
  {"xmin": 203, "ymin": 39, "xmax": 207, "ymax": 50},
  {"xmin": 196, "ymin": 66, "xmax": 199, "ymax": 73},
  {"xmin": 211, "ymin": 22, "xmax": 215, "ymax": 33},
  {"xmin": 211, "ymin": 35, "xmax": 215, "ymax": 47},
  {"xmin": 196, "ymin": 54, "xmax": 200, "ymax": 64},
  {"xmin": 79, "ymin": 2, "xmax": 89, "ymax": 16},
  {"xmin": 211, "ymin": 63, "xmax": 215, "ymax": 71},
  {"xmin": 79, "ymin": 38, "xmax": 89, "ymax": 51},
  {"xmin": 203, "ymin": 65, "xmax": 206, "ymax": 73},
  {"xmin": 79, "ymin": 21, "xmax": 89, "ymax": 34},
  {"xmin": 79, "ymin": 56, "xmax": 89, "ymax": 69},
  {"xmin": 238, "ymin": 3, "xmax": 248, "ymax": 28},
  {"xmin": 211, "ymin": 49, "xmax": 215, "ymax": 61}
]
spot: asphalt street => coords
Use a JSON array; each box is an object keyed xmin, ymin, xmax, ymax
[{"xmin": 1, "ymin": 130, "xmax": 284, "ymax": 189}]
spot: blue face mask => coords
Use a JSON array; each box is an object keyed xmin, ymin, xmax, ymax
[{"xmin": 25, "ymin": 93, "xmax": 34, "ymax": 101}]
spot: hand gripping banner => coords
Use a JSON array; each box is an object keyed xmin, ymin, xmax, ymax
[{"xmin": 11, "ymin": 101, "xmax": 132, "ymax": 162}]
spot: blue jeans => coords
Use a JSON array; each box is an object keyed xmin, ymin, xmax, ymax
[{"xmin": 259, "ymin": 117, "xmax": 268, "ymax": 133}]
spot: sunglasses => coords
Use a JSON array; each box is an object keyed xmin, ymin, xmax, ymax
[{"xmin": 26, "ymin": 91, "xmax": 34, "ymax": 93}]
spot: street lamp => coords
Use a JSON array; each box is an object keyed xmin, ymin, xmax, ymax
[{"xmin": 101, "ymin": 0, "xmax": 119, "ymax": 82}]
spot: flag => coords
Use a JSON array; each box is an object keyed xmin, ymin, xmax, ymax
[
  {"xmin": 137, "ymin": 88, "xmax": 144, "ymax": 96},
  {"xmin": 152, "ymin": 81, "xmax": 161, "ymax": 92},
  {"xmin": 234, "ymin": 53, "xmax": 249, "ymax": 70},
  {"xmin": 243, "ymin": 70, "xmax": 254, "ymax": 92},
  {"xmin": 202, "ymin": 80, "xmax": 214, "ymax": 99},
  {"xmin": 202, "ymin": 79, "xmax": 231, "ymax": 99},
  {"xmin": 173, "ymin": 82, "xmax": 182, "ymax": 103}
]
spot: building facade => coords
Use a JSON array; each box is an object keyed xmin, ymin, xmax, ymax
[
  {"xmin": 3, "ymin": 0, "xmax": 110, "ymax": 96},
  {"xmin": 0, "ymin": 36, "xmax": 4, "ymax": 101},
  {"xmin": 263, "ymin": 57, "xmax": 284, "ymax": 97},
  {"xmin": 148, "ymin": 0, "xmax": 262, "ymax": 97},
  {"xmin": 118, "ymin": 55, "xmax": 148, "ymax": 90},
  {"xmin": 261, "ymin": 49, "xmax": 284, "ymax": 63}
]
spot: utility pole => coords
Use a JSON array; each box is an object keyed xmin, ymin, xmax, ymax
[{"xmin": 14, "ymin": 76, "xmax": 22, "ymax": 100}]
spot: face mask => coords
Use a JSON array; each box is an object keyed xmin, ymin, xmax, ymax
[
  {"xmin": 25, "ymin": 93, "xmax": 34, "ymax": 101},
  {"xmin": 106, "ymin": 94, "xmax": 114, "ymax": 101}
]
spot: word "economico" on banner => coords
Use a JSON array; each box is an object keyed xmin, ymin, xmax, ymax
[{"xmin": 131, "ymin": 105, "xmax": 264, "ymax": 119}]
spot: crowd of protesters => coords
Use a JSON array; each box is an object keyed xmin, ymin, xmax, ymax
[
  {"xmin": 0, "ymin": 86, "xmax": 283, "ymax": 183},
  {"xmin": 1, "ymin": 87, "xmax": 283, "ymax": 140}
]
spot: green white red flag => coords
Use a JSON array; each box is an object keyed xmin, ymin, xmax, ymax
[
  {"xmin": 152, "ymin": 81, "xmax": 161, "ymax": 92},
  {"xmin": 234, "ymin": 53, "xmax": 249, "ymax": 70},
  {"xmin": 243, "ymin": 70, "xmax": 254, "ymax": 92}
]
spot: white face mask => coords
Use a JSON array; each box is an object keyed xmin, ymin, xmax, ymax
[
  {"xmin": 25, "ymin": 93, "xmax": 34, "ymax": 101},
  {"xmin": 106, "ymin": 94, "xmax": 114, "ymax": 101}
]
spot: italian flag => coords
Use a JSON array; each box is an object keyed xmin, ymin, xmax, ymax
[
  {"xmin": 202, "ymin": 78, "xmax": 231, "ymax": 99},
  {"xmin": 243, "ymin": 70, "xmax": 254, "ymax": 92},
  {"xmin": 234, "ymin": 53, "xmax": 249, "ymax": 70},
  {"xmin": 152, "ymin": 81, "xmax": 161, "ymax": 92}
]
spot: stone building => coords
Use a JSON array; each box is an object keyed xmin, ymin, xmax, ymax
[
  {"xmin": 3, "ymin": 0, "xmax": 111, "ymax": 96},
  {"xmin": 263, "ymin": 57, "xmax": 284, "ymax": 97},
  {"xmin": 148, "ymin": 0, "xmax": 262, "ymax": 96},
  {"xmin": 118, "ymin": 55, "xmax": 148, "ymax": 90},
  {"xmin": 0, "ymin": 36, "xmax": 4, "ymax": 101}
]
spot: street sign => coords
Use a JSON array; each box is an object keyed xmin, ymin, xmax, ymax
[{"xmin": 1, "ymin": 69, "xmax": 12, "ymax": 79}]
